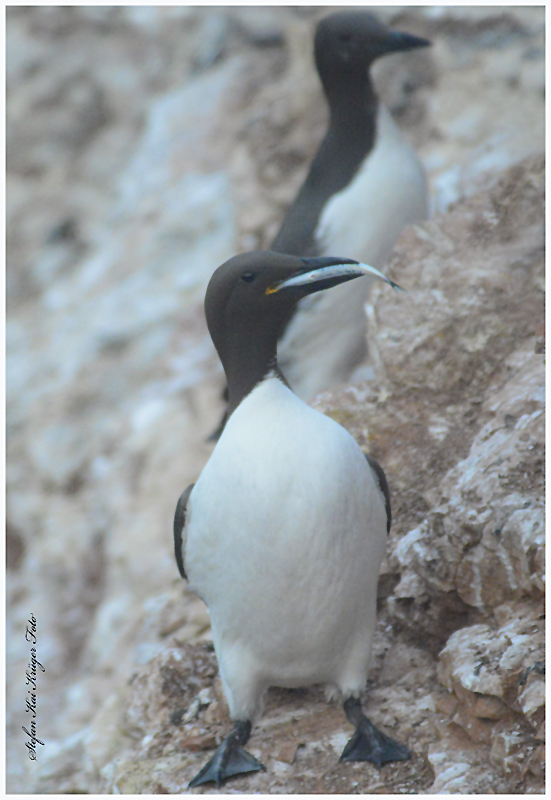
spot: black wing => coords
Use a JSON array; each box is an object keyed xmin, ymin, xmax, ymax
[
  {"xmin": 365, "ymin": 454, "xmax": 391, "ymax": 534},
  {"xmin": 173, "ymin": 484, "xmax": 194, "ymax": 580}
]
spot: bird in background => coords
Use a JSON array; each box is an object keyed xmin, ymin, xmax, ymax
[
  {"xmin": 209, "ymin": 11, "xmax": 429, "ymax": 438},
  {"xmin": 272, "ymin": 10, "xmax": 430, "ymax": 401},
  {"xmin": 174, "ymin": 251, "xmax": 409, "ymax": 788}
]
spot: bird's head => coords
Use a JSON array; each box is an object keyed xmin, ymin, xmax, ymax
[
  {"xmin": 205, "ymin": 250, "xmax": 401, "ymax": 365},
  {"xmin": 315, "ymin": 11, "xmax": 430, "ymax": 73},
  {"xmin": 205, "ymin": 250, "xmax": 402, "ymax": 413}
]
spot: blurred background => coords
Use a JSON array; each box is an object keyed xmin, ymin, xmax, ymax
[{"xmin": 7, "ymin": 6, "xmax": 544, "ymax": 793}]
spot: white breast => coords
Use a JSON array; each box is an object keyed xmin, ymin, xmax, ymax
[
  {"xmin": 317, "ymin": 103, "xmax": 428, "ymax": 265},
  {"xmin": 184, "ymin": 377, "xmax": 387, "ymax": 714},
  {"xmin": 278, "ymin": 104, "xmax": 428, "ymax": 401}
]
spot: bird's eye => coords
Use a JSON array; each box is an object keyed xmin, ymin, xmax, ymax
[
  {"xmin": 339, "ymin": 32, "xmax": 353, "ymax": 43},
  {"xmin": 241, "ymin": 272, "xmax": 255, "ymax": 283}
]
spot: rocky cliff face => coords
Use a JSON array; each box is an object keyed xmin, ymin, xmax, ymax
[{"xmin": 7, "ymin": 6, "xmax": 544, "ymax": 794}]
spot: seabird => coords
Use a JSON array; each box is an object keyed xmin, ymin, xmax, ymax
[
  {"xmin": 209, "ymin": 12, "xmax": 429, "ymax": 439},
  {"xmin": 272, "ymin": 11, "xmax": 430, "ymax": 401},
  {"xmin": 175, "ymin": 251, "xmax": 409, "ymax": 788}
]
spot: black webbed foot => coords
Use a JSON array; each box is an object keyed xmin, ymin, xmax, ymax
[
  {"xmin": 340, "ymin": 719, "xmax": 411, "ymax": 766},
  {"xmin": 340, "ymin": 697, "xmax": 411, "ymax": 768},
  {"xmin": 188, "ymin": 720, "xmax": 264, "ymax": 788}
]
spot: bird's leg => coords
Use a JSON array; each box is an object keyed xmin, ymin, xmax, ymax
[
  {"xmin": 188, "ymin": 719, "xmax": 264, "ymax": 788},
  {"xmin": 340, "ymin": 697, "xmax": 411, "ymax": 767}
]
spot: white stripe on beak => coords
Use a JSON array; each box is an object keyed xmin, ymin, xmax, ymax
[{"xmin": 268, "ymin": 262, "xmax": 404, "ymax": 293}]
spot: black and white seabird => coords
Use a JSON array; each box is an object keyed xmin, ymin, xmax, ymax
[
  {"xmin": 270, "ymin": 12, "xmax": 430, "ymax": 401},
  {"xmin": 174, "ymin": 251, "xmax": 409, "ymax": 788},
  {"xmin": 209, "ymin": 12, "xmax": 429, "ymax": 438}
]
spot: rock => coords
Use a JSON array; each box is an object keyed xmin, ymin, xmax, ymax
[
  {"xmin": 102, "ymin": 640, "xmax": 437, "ymax": 794},
  {"xmin": 315, "ymin": 155, "xmax": 544, "ymax": 792},
  {"xmin": 392, "ymin": 344, "xmax": 544, "ymax": 618},
  {"xmin": 472, "ymin": 695, "xmax": 508, "ymax": 721},
  {"xmin": 318, "ymin": 154, "xmax": 543, "ymax": 634},
  {"xmin": 272, "ymin": 739, "xmax": 301, "ymax": 765},
  {"xmin": 427, "ymin": 730, "xmax": 510, "ymax": 794},
  {"xmin": 123, "ymin": 642, "xmax": 218, "ymax": 739},
  {"xmin": 490, "ymin": 725, "xmax": 544, "ymax": 790},
  {"xmin": 438, "ymin": 604, "xmax": 544, "ymax": 719}
]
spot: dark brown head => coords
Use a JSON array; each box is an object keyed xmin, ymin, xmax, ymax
[
  {"xmin": 205, "ymin": 251, "xmax": 367, "ymax": 413},
  {"xmin": 315, "ymin": 11, "xmax": 430, "ymax": 82}
]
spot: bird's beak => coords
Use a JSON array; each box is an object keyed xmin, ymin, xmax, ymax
[
  {"xmin": 382, "ymin": 30, "xmax": 431, "ymax": 53},
  {"xmin": 267, "ymin": 256, "xmax": 404, "ymax": 295}
]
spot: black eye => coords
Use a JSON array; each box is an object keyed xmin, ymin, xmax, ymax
[
  {"xmin": 241, "ymin": 272, "xmax": 255, "ymax": 283},
  {"xmin": 339, "ymin": 32, "xmax": 353, "ymax": 43}
]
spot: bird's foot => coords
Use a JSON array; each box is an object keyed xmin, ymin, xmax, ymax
[
  {"xmin": 188, "ymin": 721, "xmax": 264, "ymax": 788},
  {"xmin": 340, "ymin": 698, "xmax": 410, "ymax": 768}
]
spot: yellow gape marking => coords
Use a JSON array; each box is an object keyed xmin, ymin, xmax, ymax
[{"xmin": 265, "ymin": 284, "xmax": 281, "ymax": 295}]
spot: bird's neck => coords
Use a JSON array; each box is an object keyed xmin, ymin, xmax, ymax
[
  {"xmin": 321, "ymin": 64, "xmax": 378, "ymax": 135},
  {"xmin": 270, "ymin": 66, "xmax": 378, "ymax": 256},
  {"xmin": 218, "ymin": 333, "xmax": 281, "ymax": 417}
]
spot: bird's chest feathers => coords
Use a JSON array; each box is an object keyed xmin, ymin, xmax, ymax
[
  {"xmin": 316, "ymin": 105, "xmax": 427, "ymax": 263},
  {"xmin": 186, "ymin": 377, "xmax": 375, "ymax": 574}
]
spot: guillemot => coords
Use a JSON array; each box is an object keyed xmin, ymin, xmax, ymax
[
  {"xmin": 174, "ymin": 251, "xmax": 409, "ymax": 787},
  {"xmin": 208, "ymin": 12, "xmax": 429, "ymax": 439},
  {"xmin": 272, "ymin": 11, "xmax": 430, "ymax": 401}
]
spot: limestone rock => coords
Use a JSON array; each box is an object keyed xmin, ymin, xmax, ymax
[
  {"xmin": 103, "ymin": 639, "xmax": 437, "ymax": 794},
  {"xmin": 427, "ymin": 731, "xmax": 510, "ymax": 794},
  {"xmin": 437, "ymin": 603, "xmax": 544, "ymax": 779},
  {"xmin": 315, "ymin": 155, "xmax": 544, "ymax": 792}
]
